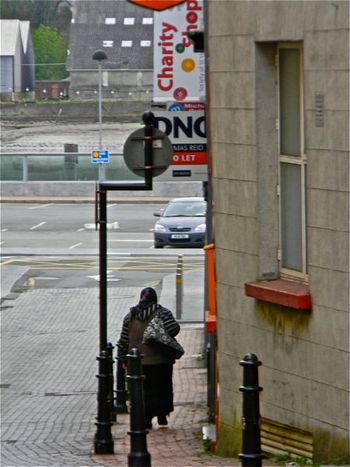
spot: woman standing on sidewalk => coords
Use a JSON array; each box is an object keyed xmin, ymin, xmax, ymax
[{"xmin": 117, "ymin": 287, "xmax": 180, "ymax": 429}]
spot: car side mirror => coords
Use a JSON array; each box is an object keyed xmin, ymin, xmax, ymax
[{"xmin": 154, "ymin": 208, "xmax": 165, "ymax": 217}]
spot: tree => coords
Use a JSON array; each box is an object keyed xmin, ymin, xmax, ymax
[
  {"xmin": 32, "ymin": 25, "xmax": 68, "ymax": 80},
  {"xmin": 0, "ymin": 0, "xmax": 72, "ymax": 37}
]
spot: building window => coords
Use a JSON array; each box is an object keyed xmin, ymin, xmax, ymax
[
  {"xmin": 124, "ymin": 17, "xmax": 135, "ymax": 25},
  {"xmin": 103, "ymin": 40, "xmax": 114, "ymax": 47},
  {"xmin": 105, "ymin": 18, "xmax": 116, "ymax": 25},
  {"xmin": 121, "ymin": 40, "xmax": 133, "ymax": 47},
  {"xmin": 140, "ymin": 40, "xmax": 151, "ymax": 47},
  {"xmin": 142, "ymin": 17, "xmax": 153, "ymax": 24},
  {"xmin": 278, "ymin": 44, "xmax": 307, "ymax": 277}
]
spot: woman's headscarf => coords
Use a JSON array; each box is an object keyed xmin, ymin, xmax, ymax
[{"xmin": 131, "ymin": 287, "xmax": 158, "ymax": 320}]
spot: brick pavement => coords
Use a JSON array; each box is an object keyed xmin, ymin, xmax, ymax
[
  {"xmin": 1, "ymin": 283, "xmax": 240, "ymax": 467},
  {"xmin": 93, "ymin": 328, "xmax": 240, "ymax": 467}
]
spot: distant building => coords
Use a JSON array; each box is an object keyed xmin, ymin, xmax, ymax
[
  {"xmin": 0, "ymin": 20, "xmax": 35, "ymax": 99},
  {"xmin": 35, "ymin": 80, "xmax": 70, "ymax": 100},
  {"xmin": 67, "ymin": 0, "xmax": 154, "ymax": 100}
]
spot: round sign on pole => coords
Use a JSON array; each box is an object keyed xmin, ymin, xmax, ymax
[{"xmin": 123, "ymin": 127, "xmax": 173, "ymax": 178}]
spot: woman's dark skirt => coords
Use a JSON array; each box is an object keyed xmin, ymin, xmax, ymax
[{"xmin": 142, "ymin": 363, "xmax": 174, "ymax": 421}]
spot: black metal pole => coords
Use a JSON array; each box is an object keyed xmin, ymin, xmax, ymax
[
  {"xmin": 106, "ymin": 342, "xmax": 116, "ymax": 422},
  {"xmin": 94, "ymin": 187, "xmax": 114, "ymax": 454},
  {"xmin": 116, "ymin": 357, "xmax": 128, "ymax": 414},
  {"xmin": 127, "ymin": 348, "xmax": 151, "ymax": 467},
  {"xmin": 94, "ymin": 110, "xmax": 157, "ymax": 456},
  {"xmin": 99, "ymin": 188, "xmax": 107, "ymax": 352},
  {"xmin": 239, "ymin": 353, "xmax": 263, "ymax": 467},
  {"xmin": 142, "ymin": 111, "xmax": 154, "ymax": 190},
  {"xmin": 94, "ymin": 350, "xmax": 114, "ymax": 454}
]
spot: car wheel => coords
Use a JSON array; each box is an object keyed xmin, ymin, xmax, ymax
[{"xmin": 154, "ymin": 243, "xmax": 163, "ymax": 249}]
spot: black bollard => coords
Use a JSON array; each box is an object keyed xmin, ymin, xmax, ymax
[
  {"xmin": 239, "ymin": 353, "xmax": 264, "ymax": 467},
  {"xmin": 115, "ymin": 357, "xmax": 128, "ymax": 414},
  {"xmin": 106, "ymin": 342, "xmax": 116, "ymax": 422},
  {"xmin": 126, "ymin": 348, "xmax": 151, "ymax": 467},
  {"xmin": 94, "ymin": 350, "xmax": 114, "ymax": 454}
]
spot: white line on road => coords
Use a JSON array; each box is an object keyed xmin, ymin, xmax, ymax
[
  {"xmin": 1, "ymin": 228, "xmax": 8, "ymax": 232},
  {"xmin": 28, "ymin": 204, "xmax": 52, "ymax": 210},
  {"xmin": 109, "ymin": 239, "xmax": 153, "ymax": 242},
  {"xmin": 84, "ymin": 222, "xmax": 119, "ymax": 230},
  {"xmin": 69, "ymin": 242, "xmax": 83, "ymax": 249},
  {"xmin": 35, "ymin": 277, "xmax": 58, "ymax": 280},
  {"xmin": 107, "ymin": 204, "xmax": 117, "ymax": 208},
  {"xmin": 30, "ymin": 222, "xmax": 46, "ymax": 230},
  {"xmin": 77, "ymin": 228, "xmax": 85, "ymax": 232}
]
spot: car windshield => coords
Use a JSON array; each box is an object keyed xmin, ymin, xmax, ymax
[{"xmin": 162, "ymin": 201, "xmax": 206, "ymax": 217}]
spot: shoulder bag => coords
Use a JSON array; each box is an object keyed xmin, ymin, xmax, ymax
[{"xmin": 142, "ymin": 312, "xmax": 184, "ymax": 360}]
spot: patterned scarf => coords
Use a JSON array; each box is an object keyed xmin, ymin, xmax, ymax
[{"xmin": 131, "ymin": 287, "xmax": 158, "ymax": 321}]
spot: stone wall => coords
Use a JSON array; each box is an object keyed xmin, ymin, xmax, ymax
[{"xmin": 0, "ymin": 99, "xmax": 152, "ymax": 123}]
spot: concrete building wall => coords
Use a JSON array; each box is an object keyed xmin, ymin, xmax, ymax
[{"xmin": 207, "ymin": 0, "xmax": 349, "ymax": 462}]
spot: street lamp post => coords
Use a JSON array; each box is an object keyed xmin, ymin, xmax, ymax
[{"xmin": 92, "ymin": 50, "xmax": 108, "ymax": 181}]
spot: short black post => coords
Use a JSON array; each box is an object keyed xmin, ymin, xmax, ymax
[
  {"xmin": 115, "ymin": 357, "xmax": 128, "ymax": 414},
  {"xmin": 94, "ymin": 350, "xmax": 114, "ymax": 454},
  {"xmin": 126, "ymin": 348, "xmax": 151, "ymax": 467},
  {"xmin": 106, "ymin": 342, "xmax": 116, "ymax": 422},
  {"xmin": 239, "ymin": 353, "xmax": 263, "ymax": 467}
]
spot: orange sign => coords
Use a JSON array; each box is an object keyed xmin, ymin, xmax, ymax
[
  {"xmin": 128, "ymin": 0, "xmax": 186, "ymax": 11},
  {"xmin": 172, "ymin": 152, "xmax": 207, "ymax": 165}
]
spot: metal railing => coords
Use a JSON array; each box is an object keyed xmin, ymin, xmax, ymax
[{"xmin": 0, "ymin": 152, "xmax": 140, "ymax": 182}]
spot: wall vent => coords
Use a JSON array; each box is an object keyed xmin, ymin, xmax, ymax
[{"xmin": 261, "ymin": 418, "xmax": 313, "ymax": 461}]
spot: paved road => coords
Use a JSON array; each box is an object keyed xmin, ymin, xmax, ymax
[
  {"xmin": 1, "ymin": 202, "xmax": 206, "ymax": 254},
  {"xmin": 1, "ymin": 202, "xmax": 160, "ymax": 251}
]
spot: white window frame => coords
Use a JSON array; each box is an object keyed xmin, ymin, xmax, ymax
[
  {"xmin": 121, "ymin": 40, "xmax": 133, "ymax": 47},
  {"xmin": 105, "ymin": 18, "xmax": 116, "ymax": 25},
  {"xmin": 140, "ymin": 40, "xmax": 151, "ymax": 47},
  {"xmin": 277, "ymin": 43, "xmax": 308, "ymax": 280},
  {"xmin": 142, "ymin": 17, "xmax": 153, "ymax": 25},
  {"xmin": 103, "ymin": 40, "xmax": 114, "ymax": 48},
  {"xmin": 124, "ymin": 17, "xmax": 135, "ymax": 25}
]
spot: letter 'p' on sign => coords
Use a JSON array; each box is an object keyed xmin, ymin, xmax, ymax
[{"xmin": 128, "ymin": 0, "xmax": 185, "ymax": 11}]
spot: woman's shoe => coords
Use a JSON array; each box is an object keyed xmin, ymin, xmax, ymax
[{"xmin": 157, "ymin": 415, "xmax": 168, "ymax": 426}]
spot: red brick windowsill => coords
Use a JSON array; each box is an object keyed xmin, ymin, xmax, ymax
[{"xmin": 245, "ymin": 279, "xmax": 311, "ymax": 311}]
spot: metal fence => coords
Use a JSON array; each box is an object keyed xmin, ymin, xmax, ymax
[{"xmin": 0, "ymin": 152, "xmax": 141, "ymax": 182}]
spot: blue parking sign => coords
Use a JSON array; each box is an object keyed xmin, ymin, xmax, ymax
[{"xmin": 91, "ymin": 150, "xmax": 109, "ymax": 164}]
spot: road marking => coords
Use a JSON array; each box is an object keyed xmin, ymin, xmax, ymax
[
  {"xmin": 69, "ymin": 242, "xmax": 83, "ymax": 249},
  {"xmin": 28, "ymin": 204, "xmax": 52, "ymax": 210},
  {"xmin": 1, "ymin": 228, "xmax": 8, "ymax": 232},
  {"xmin": 107, "ymin": 204, "xmax": 117, "ymax": 208},
  {"xmin": 35, "ymin": 277, "xmax": 57, "ymax": 281},
  {"xmin": 84, "ymin": 222, "xmax": 119, "ymax": 230},
  {"xmin": 0, "ymin": 241, "xmax": 4, "ymax": 245},
  {"xmin": 30, "ymin": 222, "xmax": 46, "ymax": 230},
  {"xmin": 88, "ymin": 271, "xmax": 121, "ymax": 282},
  {"xmin": 77, "ymin": 228, "xmax": 85, "ymax": 232},
  {"xmin": 28, "ymin": 277, "xmax": 36, "ymax": 289},
  {"xmin": 109, "ymin": 239, "xmax": 152, "ymax": 242}
]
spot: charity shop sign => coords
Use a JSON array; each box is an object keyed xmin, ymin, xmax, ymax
[{"xmin": 153, "ymin": 0, "xmax": 205, "ymax": 102}]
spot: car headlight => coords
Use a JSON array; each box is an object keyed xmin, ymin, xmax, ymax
[
  {"xmin": 154, "ymin": 223, "xmax": 167, "ymax": 232},
  {"xmin": 194, "ymin": 223, "xmax": 206, "ymax": 232}
]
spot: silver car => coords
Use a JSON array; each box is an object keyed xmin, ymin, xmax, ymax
[{"xmin": 153, "ymin": 197, "xmax": 206, "ymax": 248}]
